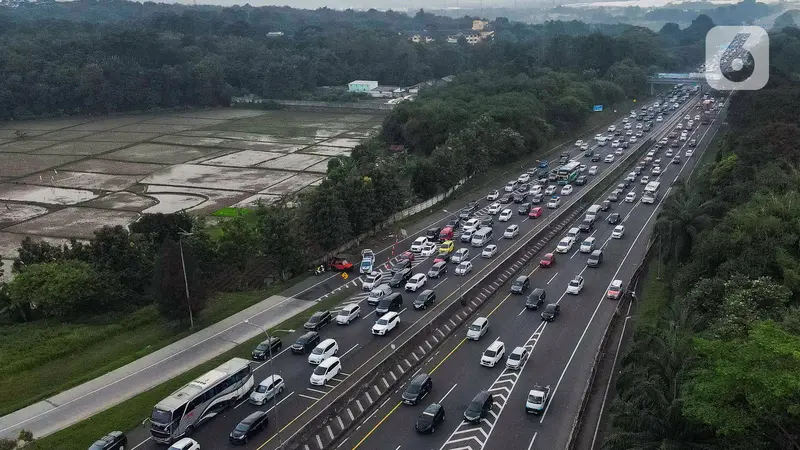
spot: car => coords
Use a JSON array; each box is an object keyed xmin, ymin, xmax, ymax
[
  {"xmin": 539, "ymin": 252, "xmax": 555, "ymax": 268},
  {"xmin": 686, "ymin": 148, "xmax": 694, "ymax": 157},
  {"xmin": 607, "ymin": 280, "xmax": 624, "ymax": 299},
  {"xmin": 581, "ymin": 143, "xmax": 590, "ymax": 151},
  {"xmin": 525, "ymin": 206, "xmax": 543, "ymax": 219},
  {"xmin": 591, "ymin": 153, "xmax": 601, "ymax": 162},
  {"xmin": 656, "ymin": 115, "xmax": 663, "ymax": 122},
  {"xmin": 567, "ymin": 275, "xmax": 584, "ymax": 294},
  {"xmin": 607, "ymin": 190, "xmax": 620, "ymax": 202},
  {"xmin": 499, "ymin": 194, "xmax": 512, "ymax": 204},
  {"xmin": 252, "ymin": 336, "xmax": 282, "ymax": 361},
  {"xmin": 556, "ymin": 237, "xmax": 574, "ymax": 253},
  {"xmin": 309, "ymin": 356, "xmax": 342, "ymax": 386},
  {"xmin": 529, "ymin": 184, "xmax": 543, "ymax": 195},
  {"xmin": 611, "ymin": 140, "xmax": 620, "ymax": 149},
  {"xmin": 604, "ymin": 154, "xmax": 615, "ymax": 163},
  {"xmin": 580, "ymin": 237, "xmax": 596, "ymax": 253},
  {"xmin": 575, "ymin": 175, "xmax": 588, "ymax": 186},
  {"xmin": 328, "ymin": 255, "xmax": 354, "ymax": 272},
  {"xmin": 438, "ymin": 240, "xmax": 455, "ymax": 256},
  {"xmin": 413, "ymin": 289, "xmax": 436, "ymax": 309},
  {"xmin": 455, "ymin": 261, "xmax": 473, "ymax": 276},
  {"xmin": 304, "ymin": 310, "xmax": 332, "ymax": 331},
  {"xmin": 506, "ymin": 346, "xmax": 529, "ymax": 370},
  {"xmin": 372, "ymin": 311, "xmax": 400, "ymax": 335},
  {"xmin": 248, "ymin": 374, "xmax": 285, "ymax": 406},
  {"xmin": 611, "ymin": 225, "xmax": 625, "ymax": 239},
  {"xmin": 673, "ymin": 156, "xmax": 681, "ymax": 164},
  {"xmin": 641, "ymin": 175, "xmax": 650, "ymax": 184},
  {"xmin": 531, "ymin": 192, "xmax": 544, "ymax": 204},
  {"xmin": 511, "ymin": 275, "xmax": 530, "ymax": 294},
  {"xmin": 479, "ymin": 215, "xmax": 495, "ymax": 228},
  {"xmin": 463, "ymin": 391, "xmax": 494, "ymax": 423},
  {"xmin": 606, "ymin": 212, "xmax": 621, "ymax": 225},
  {"xmin": 652, "ymin": 166, "xmax": 662, "ymax": 176},
  {"xmin": 415, "ymin": 403, "xmax": 445, "ymax": 433},
  {"xmin": 654, "ymin": 158, "xmax": 662, "ymax": 166},
  {"xmin": 504, "ymin": 225, "xmax": 519, "ymax": 239},
  {"xmin": 561, "ymin": 184, "xmax": 574, "ymax": 196},
  {"xmin": 636, "ymin": 122, "xmax": 643, "ymax": 129},
  {"xmin": 513, "ymin": 191, "xmax": 528, "ymax": 203},
  {"xmin": 480, "ymin": 340, "xmax": 506, "ymax": 367},
  {"xmin": 451, "ymin": 248, "xmax": 470, "ymax": 264},
  {"xmin": 459, "ymin": 229, "xmax": 474, "ymax": 244},
  {"xmin": 517, "ymin": 202, "xmax": 531, "ymax": 215},
  {"xmin": 291, "ymin": 331, "xmax": 320, "ymax": 354},
  {"xmin": 487, "ymin": 190, "xmax": 499, "ymax": 201},
  {"xmin": 625, "ymin": 173, "xmax": 636, "ymax": 182},
  {"xmin": 525, "ymin": 288, "xmax": 546, "ymax": 310},
  {"xmin": 629, "ymin": 136, "xmax": 638, "ymax": 143},
  {"xmin": 405, "ymin": 273, "xmax": 427, "ymax": 292},
  {"xmin": 362, "ymin": 271, "xmax": 385, "ymax": 291},
  {"xmin": 518, "ymin": 173, "xmax": 531, "ymax": 183},
  {"xmin": 607, "ymin": 125, "xmax": 616, "ymax": 132},
  {"xmin": 336, "ymin": 304, "xmax": 360, "ymax": 324},
  {"xmin": 547, "ymin": 196, "xmax": 561, "ymax": 209},
  {"xmin": 410, "ymin": 236, "xmax": 429, "ymax": 253},
  {"xmin": 389, "ymin": 268, "xmax": 413, "ymax": 288},
  {"xmin": 487, "ymin": 203, "xmax": 502, "ymax": 215},
  {"xmin": 504, "ymin": 180, "xmax": 518, "ymax": 192},
  {"xmin": 499, "ymin": 208, "xmax": 513, "ymax": 222},
  {"xmin": 90, "ymin": 431, "xmax": 127, "ymax": 450},
  {"xmin": 420, "ymin": 242, "xmax": 437, "ymax": 257},
  {"xmin": 665, "ymin": 149, "xmax": 673, "ymax": 157},
  {"xmin": 541, "ymin": 303, "xmax": 561, "ymax": 321},
  {"xmin": 637, "ymin": 131, "xmax": 644, "ymax": 137},
  {"xmin": 625, "ymin": 191, "xmax": 637, "ymax": 203},
  {"xmin": 544, "ymin": 185, "xmax": 557, "ymax": 196},
  {"xmin": 671, "ymin": 140, "xmax": 679, "ymax": 148},
  {"xmin": 588, "ymin": 166, "xmax": 598, "ymax": 175},
  {"xmin": 587, "ymin": 249, "xmax": 604, "ymax": 267},
  {"xmin": 579, "ymin": 217, "xmax": 594, "ymax": 232},
  {"xmin": 688, "ymin": 139, "xmax": 697, "ymax": 147},
  {"xmin": 601, "ymin": 200, "xmax": 611, "ymax": 211},
  {"xmin": 427, "ymin": 260, "xmax": 448, "ymax": 278},
  {"xmin": 575, "ymin": 139, "xmax": 584, "ymax": 147},
  {"xmin": 403, "ymin": 372, "xmax": 433, "ymax": 405},
  {"xmin": 462, "ymin": 218, "xmax": 480, "ymax": 232},
  {"xmin": 480, "ymin": 244, "xmax": 498, "ymax": 258}
]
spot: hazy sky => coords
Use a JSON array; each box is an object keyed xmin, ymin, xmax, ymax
[{"xmin": 166, "ymin": 0, "xmax": 536, "ymax": 11}]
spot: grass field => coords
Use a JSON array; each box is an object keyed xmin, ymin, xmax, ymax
[
  {"xmin": 29, "ymin": 289, "xmax": 356, "ymax": 449},
  {"xmin": 0, "ymin": 287, "xmax": 292, "ymax": 418}
]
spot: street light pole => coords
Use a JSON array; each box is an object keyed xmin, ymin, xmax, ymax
[
  {"xmin": 178, "ymin": 231, "xmax": 194, "ymax": 329},
  {"xmin": 244, "ymin": 320, "xmax": 282, "ymax": 449}
]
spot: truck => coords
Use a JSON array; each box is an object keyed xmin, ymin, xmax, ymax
[
  {"xmin": 702, "ymin": 99, "xmax": 714, "ymax": 110},
  {"xmin": 642, "ymin": 181, "xmax": 661, "ymax": 204},
  {"xmin": 525, "ymin": 385, "xmax": 550, "ymax": 414},
  {"xmin": 360, "ymin": 249, "xmax": 375, "ymax": 274}
]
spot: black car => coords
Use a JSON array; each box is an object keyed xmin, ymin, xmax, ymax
[
  {"xmin": 414, "ymin": 290, "xmax": 436, "ymax": 309},
  {"xmin": 304, "ymin": 311, "xmax": 332, "ymax": 331},
  {"xmin": 415, "ymin": 403, "xmax": 445, "ymax": 433},
  {"xmin": 608, "ymin": 190, "xmax": 621, "ymax": 202},
  {"xmin": 390, "ymin": 259, "xmax": 412, "ymax": 274},
  {"xmin": 633, "ymin": 166, "xmax": 643, "ymax": 175},
  {"xmin": 584, "ymin": 149, "xmax": 594, "ymax": 157},
  {"xmin": 511, "ymin": 275, "xmax": 530, "ymax": 294},
  {"xmin": 601, "ymin": 200, "xmax": 610, "ymax": 211},
  {"xmin": 229, "ymin": 411, "xmax": 268, "ymax": 445},
  {"xmin": 575, "ymin": 175, "xmax": 588, "ymax": 186},
  {"xmin": 389, "ymin": 268, "xmax": 413, "ymax": 288},
  {"xmin": 621, "ymin": 141, "xmax": 629, "ymax": 149},
  {"xmin": 403, "ymin": 373, "xmax": 433, "ymax": 405},
  {"xmin": 464, "ymin": 391, "xmax": 493, "ymax": 423},
  {"xmin": 591, "ymin": 154, "xmax": 601, "ymax": 162},
  {"xmin": 618, "ymin": 181, "xmax": 629, "ymax": 189},
  {"xmin": 89, "ymin": 431, "xmax": 127, "ymax": 450},
  {"xmin": 513, "ymin": 191, "xmax": 528, "ymax": 203},
  {"xmin": 531, "ymin": 193, "xmax": 544, "ymax": 204},
  {"xmin": 607, "ymin": 213, "xmax": 621, "ymax": 224},
  {"xmin": 517, "ymin": 202, "xmax": 531, "ymax": 215},
  {"xmin": 525, "ymin": 288, "xmax": 546, "ymax": 310},
  {"xmin": 541, "ymin": 303, "xmax": 561, "ymax": 321},
  {"xmin": 252, "ymin": 336, "xmax": 283, "ymax": 360},
  {"xmin": 446, "ymin": 218, "xmax": 460, "ymax": 229},
  {"xmin": 499, "ymin": 195, "xmax": 512, "ymax": 204},
  {"xmin": 427, "ymin": 261, "xmax": 447, "ymax": 278},
  {"xmin": 578, "ymin": 217, "xmax": 594, "ymax": 232},
  {"xmin": 478, "ymin": 216, "xmax": 494, "ymax": 228},
  {"xmin": 292, "ymin": 331, "xmax": 320, "ymax": 354},
  {"xmin": 425, "ymin": 227, "xmax": 441, "ymax": 241},
  {"xmin": 587, "ymin": 249, "xmax": 604, "ymax": 268}
]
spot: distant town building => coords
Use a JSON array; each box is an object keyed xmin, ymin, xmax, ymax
[
  {"xmin": 472, "ymin": 20, "xmax": 489, "ymax": 31},
  {"xmin": 446, "ymin": 30, "xmax": 494, "ymax": 45},
  {"xmin": 409, "ymin": 34, "xmax": 435, "ymax": 43},
  {"xmin": 266, "ymin": 31, "xmax": 284, "ymax": 37},
  {"xmin": 348, "ymin": 80, "xmax": 379, "ymax": 93}
]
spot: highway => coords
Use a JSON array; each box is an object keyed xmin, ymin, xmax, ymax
[
  {"xmin": 126, "ymin": 92, "xmax": 696, "ymax": 450},
  {"xmin": 341, "ymin": 94, "xmax": 721, "ymax": 450}
]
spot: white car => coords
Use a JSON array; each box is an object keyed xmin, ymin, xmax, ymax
[
  {"xmin": 694, "ymin": 114, "xmax": 701, "ymax": 121},
  {"xmin": 547, "ymin": 196, "xmax": 561, "ymax": 209},
  {"xmin": 504, "ymin": 181, "xmax": 517, "ymax": 192},
  {"xmin": 487, "ymin": 190, "xmax": 499, "ymax": 201},
  {"xmin": 405, "ymin": 273, "xmax": 427, "ymax": 292},
  {"xmin": 529, "ymin": 185, "xmax": 542, "ymax": 195},
  {"xmin": 451, "ymin": 248, "xmax": 470, "ymax": 264},
  {"xmin": 580, "ymin": 237, "xmax": 596, "ymax": 253},
  {"xmin": 680, "ymin": 134, "xmax": 687, "ymax": 142},
  {"xmin": 640, "ymin": 176, "xmax": 650, "ymax": 186},
  {"xmin": 309, "ymin": 356, "xmax": 342, "ymax": 385},
  {"xmin": 308, "ymin": 338, "xmax": 339, "ymax": 365},
  {"xmin": 463, "ymin": 218, "xmax": 480, "ymax": 232},
  {"xmin": 611, "ymin": 225, "xmax": 625, "ymax": 239},
  {"xmin": 560, "ymin": 185, "xmax": 573, "ymax": 196},
  {"xmin": 372, "ymin": 312, "xmax": 400, "ymax": 335},
  {"xmin": 623, "ymin": 123, "xmax": 631, "ymax": 129},
  {"xmin": 410, "ymin": 236, "xmax": 428, "ymax": 253},
  {"xmin": 686, "ymin": 149, "xmax": 694, "ymax": 157},
  {"xmin": 488, "ymin": 203, "xmax": 502, "ymax": 215},
  {"xmin": 575, "ymin": 139, "xmax": 584, "ymax": 147},
  {"xmin": 518, "ymin": 173, "xmax": 530, "ymax": 183},
  {"xmin": 636, "ymin": 122, "xmax": 643, "ymax": 129},
  {"xmin": 665, "ymin": 149, "xmax": 673, "ymax": 157},
  {"xmin": 604, "ymin": 154, "xmax": 615, "ymax": 163},
  {"xmin": 654, "ymin": 158, "xmax": 662, "ymax": 165},
  {"xmin": 588, "ymin": 166, "xmax": 598, "ymax": 175},
  {"xmin": 455, "ymin": 261, "xmax": 473, "ymax": 276},
  {"xmin": 626, "ymin": 130, "xmax": 633, "ymax": 136},
  {"xmin": 624, "ymin": 191, "xmax": 636, "ymax": 203},
  {"xmin": 544, "ymin": 185, "xmax": 557, "ymax": 196},
  {"xmin": 420, "ymin": 242, "xmax": 437, "ymax": 257},
  {"xmin": 684, "ymin": 114, "xmax": 690, "ymax": 120},
  {"xmin": 607, "ymin": 125, "xmax": 616, "ymax": 132},
  {"xmin": 169, "ymin": 438, "xmax": 200, "ymax": 450},
  {"xmin": 656, "ymin": 116, "xmax": 663, "ymax": 122},
  {"xmin": 630, "ymin": 136, "xmax": 637, "ymax": 143},
  {"xmin": 362, "ymin": 271, "xmax": 384, "ymax": 291},
  {"xmin": 615, "ymin": 148, "xmax": 623, "ymax": 155},
  {"xmin": 506, "ymin": 346, "xmax": 529, "ymax": 370},
  {"xmin": 482, "ymin": 244, "xmax": 498, "ymax": 258},
  {"xmin": 652, "ymin": 166, "xmax": 662, "ymax": 175},
  {"xmin": 504, "ymin": 225, "xmax": 519, "ymax": 239},
  {"xmin": 337, "ymin": 304, "xmax": 360, "ymax": 324},
  {"xmin": 480, "ymin": 341, "xmax": 505, "ymax": 368},
  {"xmin": 567, "ymin": 275, "xmax": 585, "ymax": 295},
  {"xmin": 249, "ymin": 374, "xmax": 285, "ymax": 405},
  {"xmin": 556, "ymin": 237, "xmax": 574, "ymax": 253},
  {"xmin": 580, "ymin": 143, "xmax": 589, "ymax": 150},
  {"xmin": 595, "ymin": 133, "xmax": 603, "ymax": 141},
  {"xmin": 611, "ymin": 140, "xmax": 620, "ymax": 148},
  {"xmin": 499, "ymin": 209, "xmax": 513, "ymax": 222}
]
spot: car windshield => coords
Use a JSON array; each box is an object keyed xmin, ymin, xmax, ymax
[
  {"xmin": 459, "ymin": 263, "xmax": 469, "ymax": 269},
  {"xmin": 255, "ymin": 343, "xmax": 268, "ymax": 351},
  {"xmin": 484, "ymin": 350, "xmax": 497, "ymax": 358},
  {"xmin": 469, "ymin": 324, "xmax": 482, "ymax": 331},
  {"xmin": 255, "ymin": 384, "xmax": 268, "ymax": 393},
  {"xmin": 467, "ymin": 401, "xmax": 483, "ymax": 413},
  {"xmin": 312, "ymin": 347, "xmax": 325, "ymax": 355},
  {"xmin": 570, "ymin": 280, "xmax": 580, "ymax": 287},
  {"xmin": 377, "ymin": 318, "xmax": 388, "ymax": 325},
  {"xmin": 308, "ymin": 315, "xmax": 320, "ymax": 323},
  {"xmin": 235, "ymin": 422, "xmax": 250, "ymax": 432},
  {"xmin": 407, "ymin": 383, "xmax": 422, "ymax": 394},
  {"xmin": 509, "ymin": 352, "xmax": 521, "ymax": 361},
  {"xmin": 313, "ymin": 365, "xmax": 328, "ymax": 375},
  {"xmin": 528, "ymin": 393, "xmax": 544, "ymax": 403},
  {"xmin": 545, "ymin": 305, "xmax": 556, "ymax": 313},
  {"xmin": 367, "ymin": 274, "xmax": 379, "ymax": 282},
  {"xmin": 513, "ymin": 280, "xmax": 522, "ymax": 286},
  {"xmin": 151, "ymin": 407, "xmax": 172, "ymax": 424}
]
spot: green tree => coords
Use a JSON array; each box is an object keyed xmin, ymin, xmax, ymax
[
  {"xmin": 257, "ymin": 204, "xmax": 307, "ymax": 280},
  {"xmin": 654, "ymin": 181, "xmax": 710, "ymax": 263},
  {"xmin": 152, "ymin": 238, "xmax": 207, "ymax": 324},
  {"xmin": 300, "ymin": 185, "xmax": 351, "ymax": 252},
  {"xmin": 217, "ymin": 215, "xmax": 259, "ymax": 272},
  {"xmin": 410, "ymin": 159, "xmax": 439, "ymax": 199},
  {"xmin": 12, "ymin": 237, "xmax": 67, "ymax": 273}
]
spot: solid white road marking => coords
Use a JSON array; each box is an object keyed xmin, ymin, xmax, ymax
[{"xmin": 439, "ymin": 383, "xmax": 458, "ymax": 404}]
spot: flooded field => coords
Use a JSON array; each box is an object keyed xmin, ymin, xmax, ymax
[{"xmin": 0, "ymin": 108, "xmax": 385, "ymax": 259}]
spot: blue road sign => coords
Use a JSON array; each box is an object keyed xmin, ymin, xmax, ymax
[{"xmin": 593, "ymin": 105, "xmax": 603, "ymax": 112}]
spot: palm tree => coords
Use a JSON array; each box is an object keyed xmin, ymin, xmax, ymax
[{"xmin": 654, "ymin": 181, "xmax": 711, "ymax": 263}]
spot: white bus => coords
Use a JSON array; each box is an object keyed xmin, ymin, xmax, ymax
[
  {"xmin": 642, "ymin": 181, "xmax": 661, "ymax": 204},
  {"xmin": 149, "ymin": 358, "xmax": 254, "ymax": 444}
]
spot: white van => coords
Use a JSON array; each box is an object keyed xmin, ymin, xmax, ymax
[
  {"xmin": 471, "ymin": 227, "xmax": 493, "ymax": 247},
  {"xmin": 308, "ymin": 338, "xmax": 339, "ymax": 365},
  {"xmin": 309, "ymin": 356, "xmax": 342, "ymax": 385},
  {"xmin": 597, "ymin": 136, "xmax": 607, "ymax": 146},
  {"xmin": 566, "ymin": 227, "xmax": 580, "ymax": 241},
  {"xmin": 467, "ymin": 317, "xmax": 489, "ymax": 340},
  {"xmin": 585, "ymin": 204, "xmax": 601, "ymax": 221}
]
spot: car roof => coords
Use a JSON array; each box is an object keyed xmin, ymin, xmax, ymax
[
  {"xmin": 512, "ymin": 346, "xmax": 526, "ymax": 354},
  {"xmin": 487, "ymin": 340, "xmax": 504, "ymax": 350},
  {"xmin": 591, "ymin": 249, "xmax": 603, "ymax": 256},
  {"xmin": 584, "ymin": 237, "xmax": 595, "ymax": 242},
  {"xmin": 380, "ymin": 311, "xmax": 399, "ymax": 319},
  {"xmin": 342, "ymin": 304, "xmax": 359, "ymax": 312},
  {"xmin": 259, "ymin": 374, "xmax": 283, "ymax": 385},
  {"xmin": 411, "ymin": 372, "xmax": 430, "ymax": 384},
  {"xmin": 473, "ymin": 317, "xmax": 488, "ymax": 325},
  {"xmin": 318, "ymin": 338, "xmax": 336, "ymax": 346},
  {"xmin": 611, "ymin": 280, "xmax": 623, "ymax": 287},
  {"xmin": 319, "ymin": 356, "xmax": 340, "ymax": 366}
]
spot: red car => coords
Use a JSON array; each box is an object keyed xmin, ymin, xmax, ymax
[
  {"xmin": 539, "ymin": 253, "xmax": 555, "ymax": 268},
  {"xmin": 528, "ymin": 207, "xmax": 543, "ymax": 219},
  {"xmin": 329, "ymin": 256, "xmax": 354, "ymax": 272},
  {"xmin": 397, "ymin": 251, "xmax": 415, "ymax": 264}
]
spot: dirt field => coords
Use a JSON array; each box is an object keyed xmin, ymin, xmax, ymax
[{"xmin": 0, "ymin": 108, "xmax": 384, "ymax": 260}]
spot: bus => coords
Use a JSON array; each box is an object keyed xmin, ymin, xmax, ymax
[
  {"xmin": 642, "ymin": 181, "xmax": 661, "ymax": 204},
  {"xmin": 149, "ymin": 358, "xmax": 254, "ymax": 444},
  {"xmin": 557, "ymin": 161, "xmax": 581, "ymax": 185}
]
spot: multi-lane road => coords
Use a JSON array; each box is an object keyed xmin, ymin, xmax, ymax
[{"xmin": 126, "ymin": 90, "xmax": 709, "ymax": 450}]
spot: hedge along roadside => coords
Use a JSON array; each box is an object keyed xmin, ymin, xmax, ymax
[{"xmin": 276, "ymin": 102, "xmax": 683, "ymax": 449}]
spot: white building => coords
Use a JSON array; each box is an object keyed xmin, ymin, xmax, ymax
[{"xmin": 348, "ymin": 80, "xmax": 379, "ymax": 93}]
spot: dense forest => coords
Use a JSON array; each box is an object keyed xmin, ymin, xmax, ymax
[{"xmin": 604, "ymin": 26, "xmax": 800, "ymax": 450}]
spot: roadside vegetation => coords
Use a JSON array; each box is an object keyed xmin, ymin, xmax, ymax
[{"xmin": 604, "ymin": 27, "xmax": 800, "ymax": 450}]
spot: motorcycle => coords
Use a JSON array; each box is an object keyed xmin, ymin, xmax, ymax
[{"xmin": 312, "ymin": 265, "xmax": 326, "ymax": 276}]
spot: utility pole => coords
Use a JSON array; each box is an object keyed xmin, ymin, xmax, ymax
[{"xmin": 178, "ymin": 229, "xmax": 194, "ymax": 329}]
